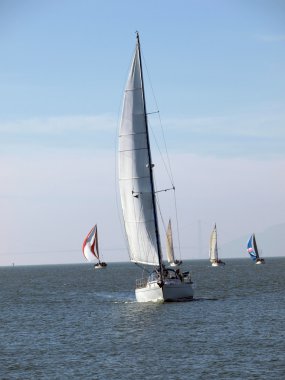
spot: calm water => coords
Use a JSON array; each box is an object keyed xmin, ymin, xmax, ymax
[{"xmin": 0, "ymin": 258, "xmax": 284, "ymax": 379}]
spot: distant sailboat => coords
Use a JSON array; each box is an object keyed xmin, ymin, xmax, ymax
[
  {"xmin": 166, "ymin": 220, "xmax": 182, "ymax": 267},
  {"xmin": 82, "ymin": 225, "xmax": 107, "ymax": 269},
  {"xmin": 118, "ymin": 32, "xmax": 194, "ymax": 302},
  {"xmin": 247, "ymin": 233, "xmax": 265, "ymax": 264},
  {"xmin": 209, "ymin": 224, "xmax": 225, "ymax": 267}
]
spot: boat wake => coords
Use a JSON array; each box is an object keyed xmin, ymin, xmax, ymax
[{"xmin": 93, "ymin": 291, "xmax": 136, "ymax": 303}]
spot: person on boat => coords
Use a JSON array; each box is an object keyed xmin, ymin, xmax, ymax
[{"xmin": 175, "ymin": 269, "xmax": 183, "ymax": 282}]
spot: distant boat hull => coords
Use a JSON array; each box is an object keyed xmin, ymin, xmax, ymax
[
  {"xmin": 211, "ymin": 260, "xmax": 225, "ymax": 267},
  {"xmin": 255, "ymin": 259, "xmax": 265, "ymax": 265},
  {"xmin": 94, "ymin": 262, "xmax": 107, "ymax": 269}
]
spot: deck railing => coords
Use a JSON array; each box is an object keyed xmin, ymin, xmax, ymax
[{"xmin": 136, "ymin": 277, "xmax": 148, "ymax": 289}]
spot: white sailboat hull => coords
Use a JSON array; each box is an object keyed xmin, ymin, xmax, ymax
[
  {"xmin": 135, "ymin": 280, "xmax": 194, "ymax": 303},
  {"xmin": 211, "ymin": 261, "xmax": 225, "ymax": 267}
]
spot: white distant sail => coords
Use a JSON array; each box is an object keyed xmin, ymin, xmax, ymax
[
  {"xmin": 209, "ymin": 224, "xmax": 218, "ymax": 263},
  {"xmin": 166, "ymin": 220, "xmax": 174, "ymax": 264},
  {"xmin": 166, "ymin": 220, "xmax": 182, "ymax": 266},
  {"xmin": 209, "ymin": 224, "xmax": 225, "ymax": 266}
]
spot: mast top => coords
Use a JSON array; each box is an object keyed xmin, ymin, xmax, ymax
[{"xmin": 135, "ymin": 31, "xmax": 140, "ymax": 45}]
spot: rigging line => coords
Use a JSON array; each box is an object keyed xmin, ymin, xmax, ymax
[
  {"xmin": 154, "ymin": 177, "xmax": 182, "ymax": 262},
  {"xmin": 140, "ymin": 53, "xmax": 174, "ymax": 187},
  {"xmin": 141, "ymin": 50, "xmax": 175, "ymax": 186},
  {"xmin": 155, "ymin": 187, "xmax": 175, "ymax": 194},
  {"xmin": 132, "ymin": 186, "xmax": 174, "ymax": 196},
  {"xmin": 140, "ymin": 43, "xmax": 183, "ymax": 264},
  {"xmin": 148, "ymin": 120, "xmax": 174, "ymax": 187},
  {"xmin": 135, "ymin": 262, "xmax": 152, "ymax": 274},
  {"xmin": 141, "ymin": 51, "xmax": 182, "ymax": 260},
  {"xmin": 155, "ymin": 193, "xmax": 168, "ymax": 249},
  {"xmin": 146, "ymin": 111, "xmax": 160, "ymax": 115},
  {"xmin": 153, "ymin": 169, "xmax": 181, "ymax": 257},
  {"xmin": 153, "ymin": 175, "xmax": 169, "ymax": 240},
  {"xmin": 148, "ymin": 111, "xmax": 184, "ymax": 260},
  {"xmin": 173, "ymin": 187, "xmax": 182, "ymax": 260}
]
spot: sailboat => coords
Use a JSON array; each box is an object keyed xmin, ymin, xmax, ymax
[
  {"xmin": 82, "ymin": 225, "xmax": 107, "ymax": 269},
  {"xmin": 118, "ymin": 32, "xmax": 194, "ymax": 302},
  {"xmin": 166, "ymin": 220, "xmax": 182, "ymax": 267},
  {"xmin": 247, "ymin": 233, "xmax": 265, "ymax": 264},
  {"xmin": 209, "ymin": 224, "xmax": 225, "ymax": 267}
]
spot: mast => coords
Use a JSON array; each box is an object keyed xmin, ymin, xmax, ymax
[
  {"xmin": 136, "ymin": 32, "xmax": 164, "ymax": 279},
  {"xmin": 215, "ymin": 224, "xmax": 218, "ymax": 260}
]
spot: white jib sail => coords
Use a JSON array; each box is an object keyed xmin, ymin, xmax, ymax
[
  {"xmin": 209, "ymin": 224, "xmax": 218, "ymax": 262},
  {"xmin": 166, "ymin": 219, "xmax": 175, "ymax": 264},
  {"xmin": 118, "ymin": 40, "xmax": 159, "ymax": 266}
]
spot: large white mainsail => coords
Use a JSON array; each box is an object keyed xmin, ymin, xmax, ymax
[
  {"xmin": 209, "ymin": 224, "xmax": 218, "ymax": 262},
  {"xmin": 118, "ymin": 34, "xmax": 161, "ymax": 266}
]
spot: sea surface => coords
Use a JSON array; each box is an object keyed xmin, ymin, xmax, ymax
[{"xmin": 0, "ymin": 258, "xmax": 284, "ymax": 380}]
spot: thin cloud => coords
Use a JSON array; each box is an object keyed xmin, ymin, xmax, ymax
[
  {"xmin": 1, "ymin": 106, "xmax": 285, "ymax": 159},
  {"xmin": 163, "ymin": 108, "xmax": 285, "ymax": 140},
  {"xmin": 0, "ymin": 114, "xmax": 115, "ymax": 134},
  {"xmin": 255, "ymin": 34, "xmax": 285, "ymax": 42},
  {"xmin": 0, "ymin": 114, "xmax": 117, "ymax": 153},
  {"xmin": 148, "ymin": 106, "xmax": 285, "ymax": 159}
]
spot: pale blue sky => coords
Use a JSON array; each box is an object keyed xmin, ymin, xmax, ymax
[{"xmin": 0, "ymin": 0, "xmax": 285, "ymax": 265}]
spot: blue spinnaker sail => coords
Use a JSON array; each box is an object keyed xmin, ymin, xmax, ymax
[{"xmin": 247, "ymin": 234, "xmax": 259, "ymax": 261}]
